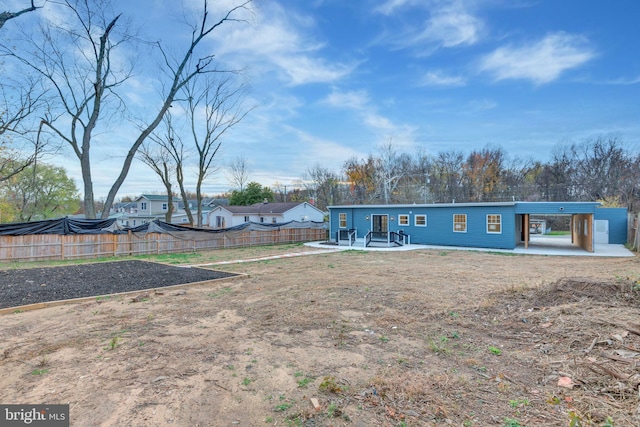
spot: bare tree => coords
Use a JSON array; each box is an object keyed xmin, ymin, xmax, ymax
[
  {"xmin": 2, "ymin": 0, "xmax": 252, "ymax": 218},
  {"xmin": 304, "ymin": 164, "xmax": 341, "ymax": 210},
  {"xmin": 0, "ymin": 1, "xmax": 40, "ymax": 30},
  {"xmin": 0, "ymin": 76, "xmax": 47, "ymax": 181},
  {"xmin": 3, "ymin": 0, "xmax": 132, "ymax": 218},
  {"xmin": 227, "ymin": 155, "xmax": 251, "ymax": 192},
  {"xmin": 429, "ymin": 149, "xmax": 465, "ymax": 203},
  {"xmin": 162, "ymin": 114, "xmax": 194, "ymax": 226},
  {"xmin": 138, "ymin": 120, "xmax": 176, "ymax": 222},
  {"xmin": 375, "ymin": 140, "xmax": 407, "ymax": 204},
  {"xmin": 182, "ymin": 74, "xmax": 252, "ymax": 227}
]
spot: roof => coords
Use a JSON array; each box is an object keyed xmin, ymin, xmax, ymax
[
  {"xmin": 328, "ymin": 201, "xmax": 602, "ymax": 215},
  {"xmin": 328, "ymin": 202, "xmax": 518, "ymax": 209},
  {"xmin": 136, "ymin": 194, "xmax": 169, "ymax": 202},
  {"xmin": 220, "ymin": 202, "xmax": 308, "ymax": 215},
  {"xmin": 328, "ymin": 201, "xmax": 601, "ymax": 209}
]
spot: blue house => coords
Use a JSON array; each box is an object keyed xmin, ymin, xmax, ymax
[{"xmin": 327, "ymin": 202, "xmax": 628, "ymax": 252}]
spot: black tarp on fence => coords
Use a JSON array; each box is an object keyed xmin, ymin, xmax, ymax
[{"xmin": 0, "ymin": 217, "xmax": 327, "ymax": 236}]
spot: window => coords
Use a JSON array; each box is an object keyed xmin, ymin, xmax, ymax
[
  {"xmin": 453, "ymin": 214, "xmax": 467, "ymax": 232},
  {"xmin": 339, "ymin": 213, "xmax": 347, "ymax": 228},
  {"xmin": 272, "ymin": 217, "xmax": 277, "ymax": 224},
  {"xmin": 399, "ymin": 214, "xmax": 409, "ymax": 226},
  {"xmin": 415, "ymin": 214, "xmax": 427, "ymax": 227},
  {"xmin": 260, "ymin": 217, "xmax": 265, "ymax": 223},
  {"xmin": 162, "ymin": 203, "xmax": 168, "ymax": 211},
  {"xmin": 140, "ymin": 202, "xmax": 147, "ymax": 210},
  {"xmin": 244, "ymin": 216, "xmax": 250, "ymax": 222},
  {"xmin": 487, "ymin": 214, "xmax": 501, "ymax": 234}
]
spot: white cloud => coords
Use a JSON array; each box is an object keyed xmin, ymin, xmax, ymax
[
  {"xmin": 375, "ymin": 0, "xmax": 484, "ymax": 50},
  {"xmin": 418, "ymin": 3, "xmax": 484, "ymax": 48},
  {"xmin": 603, "ymin": 75, "xmax": 640, "ymax": 85},
  {"xmin": 374, "ymin": 0, "xmax": 414, "ymax": 16},
  {"xmin": 322, "ymin": 89, "xmax": 417, "ymax": 148},
  {"xmin": 479, "ymin": 32, "xmax": 595, "ymax": 84},
  {"xmin": 212, "ymin": 2, "xmax": 355, "ymax": 85},
  {"xmin": 324, "ymin": 89, "xmax": 369, "ymax": 110},
  {"xmin": 422, "ymin": 70, "xmax": 466, "ymax": 86}
]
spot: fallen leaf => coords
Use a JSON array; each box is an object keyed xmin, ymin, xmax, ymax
[
  {"xmin": 310, "ymin": 397, "xmax": 320, "ymax": 410},
  {"xmin": 557, "ymin": 376, "xmax": 574, "ymax": 389}
]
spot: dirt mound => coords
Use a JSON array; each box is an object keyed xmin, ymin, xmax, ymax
[{"xmin": 527, "ymin": 277, "xmax": 640, "ymax": 308}]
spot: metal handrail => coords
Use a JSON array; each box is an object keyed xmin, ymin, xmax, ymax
[
  {"xmin": 365, "ymin": 231, "xmax": 372, "ymax": 247},
  {"xmin": 390, "ymin": 231, "xmax": 406, "ymax": 246},
  {"xmin": 337, "ymin": 228, "xmax": 357, "ymax": 246}
]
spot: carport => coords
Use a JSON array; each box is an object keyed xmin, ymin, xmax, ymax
[{"xmin": 516, "ymin": 202, "xmax": 600, "ymax": 252}]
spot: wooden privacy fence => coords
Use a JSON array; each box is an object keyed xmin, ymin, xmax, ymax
[{"xmin": 0, "ymin": 227, "xmax": 328, "ymax": 262}]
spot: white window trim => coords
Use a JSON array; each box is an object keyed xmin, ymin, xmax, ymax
[
  {"xmin": 486, "ymin": 214, "xmax": 502, "ymax": 234},
  {"xmin": 399, "ymin": 214, "xmax": 410, "ymax": 226},
  {"xmin": 453, "ymin": 214, "xmax": 467, "ymax": 233},
  {"xmin": 339, "ymin": 213, "xmax": 347, "ymax": 229},
  {"xmin": 414, "ymin": 214, "xmax": 427, "ymax": 227}
]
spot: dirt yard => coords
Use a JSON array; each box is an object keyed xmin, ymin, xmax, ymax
[{"xmin": 1, "ymin": 245, "xmax": 639, "ymax": 426}]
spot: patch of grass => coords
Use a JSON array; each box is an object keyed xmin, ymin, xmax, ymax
[
  {"xmin": 297, "ymin": 376, "xmax": 314, "ymax": 388},
  {"xmin": 105, "ymin": 336, "xmax": 121, "ymax": 351},
  {"xmin": 428, "ymin": 339, "xmax": 450, "ymax": 355},
  {"xmin": 547, "ymin": 230, "xmax": 570, "ymax": 236},
  {"xmin": 273, "ymin": 402, "xmax": 292, "ymax": 412},
  {"xmin": 326, "ymin": 402, "xmax": 338, "ymax": 417},
  {"xmin": 141, "ymin": 252, "xmax": 203, "ymax": 264},
  {"xmin": 503, "ymin": 418, "xmax": 524, "ymax": 427},
  {"xmin": 379, "ymin": 335, "xmax": 389, "ymax": 343},
  {"xmin": 509, "ymin": 398, "xmax": 530, "ymax": 408},
  {"xmin": 208, "ymin": 287, "xmax": 233, "ymax": 298},
  {"xmin": 489, "ymin": 346, "xmax": 502, "ymax": 356},
  {"xmin": 31, "ymin": 368, "xmax": 49, "ymax": 375},
  {"xmin": 342, "ymin": 250, "xmax": 367, "ymax": 255},
  {"xmin": 319, "ymin": 376, "xmax": 342, "ymax": 393},
  {"xmin": 242, "ymin": 377, "xmax": 252, "ymax": 386}
]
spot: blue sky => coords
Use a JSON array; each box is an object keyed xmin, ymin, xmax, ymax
[{"xmin": 5, "ymin": 0, "xmax": 640, "ymax": 199}]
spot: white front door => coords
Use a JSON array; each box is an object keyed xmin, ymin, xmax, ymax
[{"xmin": 594, "ymin": 220, "xmax": 609, "ymax": 244}]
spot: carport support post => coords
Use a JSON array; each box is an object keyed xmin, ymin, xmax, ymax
[{"xmin": 524, "ymin": 214, "xmax": 530, "ymax": 249}]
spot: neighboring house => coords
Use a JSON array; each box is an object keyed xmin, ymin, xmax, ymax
[
  {"xmin": 110, "ymin": 195, "xmax": 226, "ymax": 227},
  {"xmin": 328, "ymin": 202, "xmax": 628, "ymax": 253},
  {"xmin": 208, "ymin": 201, "xmax": 325, "ymax": 229}
]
